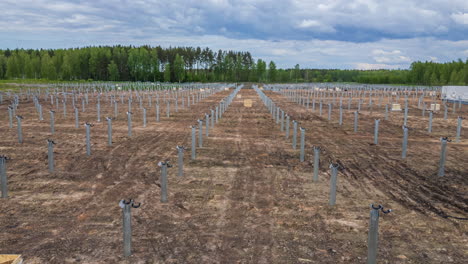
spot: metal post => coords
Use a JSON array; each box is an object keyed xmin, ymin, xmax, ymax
[
  {"xmin": 97, "ymin": 98, "xmax": 101, "ymax": 122},
  {"xmin": 444, "ymin": 106, "xmax": 448, "ymax": 120},
  {"xmin": 384, "ymin": 105, "xmax": 389, "ymax": 120},
  {"xmin": 428, "ymin": 111, "xmax": 433, "ymax": 133},
  {"xmin": 74, "ymin": 107, "xmax": 79, "ymax": 128},
  {"xmin": 159, "ymin": 162, "xmax": 171, "ymax": 202},
  {"xmin": 114, "ymin": 100, "xmax": 118, "ymax": 118},
  {"xmin": 329, "ymin": 163, "xmax": 339, "ymax": 206},
  {"xmin": 106, "ymin": 117, "xmax": 112, "ymax": 146},
  {"xmin": 198, "ymin": 119, "xmax": 203, "ymax": 148},
  {"xmin": 328, "ymin": 103, "xmax": 332, "ymax": 121},
  {"xmin": 456, "ymin": 117, "xmax": 462, "ymax": 142},
  {"xmin": 292, "ymin": 120, "xmax": 298, "ymax": 149},
  {"xmin": 8, "ymin": 106, "xmax": 13, "ymax": 128},
  {"xmin": 166, "ymin": 101, "xmax": 170, "ymax": 118},
  {"xmin": 276, "ymin": 107, "xmax": 280, "ymax": 124},
  {"xmin": 191, "ymin": 126, "xmax": 196, "ymax": 159},
  {"xmin": 367, "ymin": 204, "xmax": 392, "ymax": 264},
  {"xmin": 120, "ymin": 199, "xmax": 140, "ymax": 257},
  {"xmin": 313, "ymin": 146, "xmax": 320, "ymax": 182},
  {"xmin": 285, "ymin": 115, "xmax": 290, "ymax": 139},
  {"xmin": 211, "ymin": 109, "xmax": 215, "ymax": 129},
  {"xmin": 62, "ymin": 100, "xmax": 66, "ymax": 117},
  {"xmin": 156, "ymin": 104, "xmax": 160, "ymax": 122},
  {"xmin": 438, "ymin": 137, "xmax": 449, "ymax": 177},
  {"xmin": 143, "ymin": 108, "xmax": 147, "ymax": 128},
  {"xmin": 176, "ymin": 146, "xmax": 184, "ymax": 177},
  {"xmin": 127, "ymin": 111, "xmax": 132, "ymax": 137},
  {"xmin": 47, "ymin": 139, "xmax": 55, "ymax": 172},
  {"xmin": 402, "ymin": 126, "xmax": 409, "ymax": 159},
  {"xmin": 205, "ymin": 114, "xmax": 210, "ymax": 137},
  {"xmin": 16, "ymin": 115, "xmax": 23, "ymax": 143},
  {"xmin": 354, "ymin": 111, "xmax": 359, "ymax": 132},
  {"xmin": 49, "ymin": 110, "xmax": 55, "ymax": 134},
  {"xmin": 1, "ymin": 156, "xmax": 8, "ymax": 198},
  {"xmin": 339, "ymin": 107, "xmax": 343, "ymax": 126},
  {"xmin": 367, "ymin": 205, "xmax": 379, "ymax": 264},
  {"xmin": 403, "ymin": 106, "xmax": 408, "ymax": 126},
  {"xmin": 374, "ymin": 119, "xmax": 380, "ymax": 145},
  {"xmin": 39, "ymin": 104, "xmax": 43, "ymax": 120},
  {"xmin": 281, "ymin": 110, "xmax": 285, "ymax": 131},
  {"xmin": 85, "ymin": 122, "xmax": 92, "ymax": 156},
  {"xmin": 319, "ymin": 100, "xmax": 323, "ymax": 116},
  {"xmin": 300, "ymin": 127, "xmax": 305, "ymax": 162}
]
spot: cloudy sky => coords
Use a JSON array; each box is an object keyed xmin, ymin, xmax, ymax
[{"xmin": 1, "ymin": 0, "xmax": 468, "ymax": 69}]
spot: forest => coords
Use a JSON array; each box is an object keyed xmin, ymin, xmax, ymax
[{"xmin": 0, "ymin": 45, "xmax": 467, "ymax": 85}]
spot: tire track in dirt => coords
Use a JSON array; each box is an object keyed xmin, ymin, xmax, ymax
[{"xmin": 191, "ymin": 87, "xmax": 278, "ymax": 263}]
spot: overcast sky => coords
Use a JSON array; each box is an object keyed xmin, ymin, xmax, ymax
[{"xmin": 1, "ymin": 0, "xmax": 467, "ymax": 69}]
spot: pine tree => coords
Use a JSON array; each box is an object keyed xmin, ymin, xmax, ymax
[
  {"xmin": 0, "ymin": 55, "xmax": 6, "ymax": 79},
  {"xmin": 268, "ymin": 61, "xmax": 277, "ymax": 82}
]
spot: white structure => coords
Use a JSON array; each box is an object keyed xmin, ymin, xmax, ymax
[
  {"xmin": 391, "ymin": 104, "xmax": 402, "ymax": 111},
  {"xmin": 441, "ymin": 86, "xmax": 468, "ymax": 103}
]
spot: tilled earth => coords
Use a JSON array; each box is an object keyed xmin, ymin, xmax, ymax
[{"xmin": 0, "ymin": 84, "xmax": 467, "ymax": 263}]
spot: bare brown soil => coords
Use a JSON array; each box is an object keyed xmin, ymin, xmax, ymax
[{"xmin": 0, "ymin": 84, "xmax": 467, "ymax": 263}]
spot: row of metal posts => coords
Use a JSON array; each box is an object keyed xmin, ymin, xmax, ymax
[
  {"xmin": 257, "ymin": 85, "xmax": 394, "ymax": 264},
  {"xmin": 191, "ymin": 85, "xmax": 243, "ymax": 160},
  {"xmin": 271, "ymin": 86, "xmax": 462, "ymax": 176}
]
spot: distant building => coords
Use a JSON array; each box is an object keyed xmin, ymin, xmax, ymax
[{"xmin": 441, "ymin": 86, "xmax": 468, "ymax": 104}]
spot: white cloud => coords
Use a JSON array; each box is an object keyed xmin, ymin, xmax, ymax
[
  {"xmin": 297, "ymin": 19, "xmax": 336, "ymax": 33},
  {"xmin": 372, "ymin": 49, "xmax": 402, "ymax": 55},
  {"xmin": 355, "ymin": 63, "xmax": 405, "ymax": 70},
  {"xmin": 451, "ymin": 13, "xmax": 468, "ymax": 25},
  {"xmin": 0, "ymin": 0, "xmax": 467, "ymax": 69}
]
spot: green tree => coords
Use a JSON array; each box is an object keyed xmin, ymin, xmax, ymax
[
  {"xmin": 268, "ymin": 61, "xmax": 277, "ymax": 82},
  {"xmin": 173, "ymin": 54, "xmax": 185, "ymax": 82},
  {"xmin": 257, "ymin": 59, "xmax": 266, "ymax": 82},
  {"xmin": 6, "ymin": 54, "xmax": 20, "ymax": 79},
  {"xmin": 449, "ymin": 70, "xmax": 458, "ymax": 85},
  {"xmin": 150, "ymin": 49, "xmax": 160, "ymax": 82},
  {"xmin": 0, "ymin": 55, "xmax": 6, "ymax": 79},
  {"xmin": 293, "ymin": 64, "xmax": 300, "ymax": 82},
  {"xmin": 41, "ymin": 53, "xmax": 56, "ymax": 80},
  {"xmin": 108, "ymin": 60, "xmax": 119, "ymax": 81},
  {"xmin": 164, "ymin": 63, "xmax": 171, "ymax": 82},
  {"xmin": 61, "ymin": 53, "xmax": 73, "ymax": 80},
  {"xmin": 430, "ymin": 72, "xmax": 439, "ymax": 85}
]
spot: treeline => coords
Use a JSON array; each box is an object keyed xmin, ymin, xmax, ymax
[
  {"xmin": 0, "ymin": 46, "xmax": 467, "ymax": 85},
  {"xmin": 0, "ymin": 46, "xmax": 260, "ymax": 82}
]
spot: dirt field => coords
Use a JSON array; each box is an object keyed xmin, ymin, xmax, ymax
[{"xmin": 0, "ymin": 84, "xmax": 467, "ymax": 263}]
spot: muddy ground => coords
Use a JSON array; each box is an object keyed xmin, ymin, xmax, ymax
[{"xmin": 0, "ymin": 84, "xmax": 467, "ymax": 263}]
